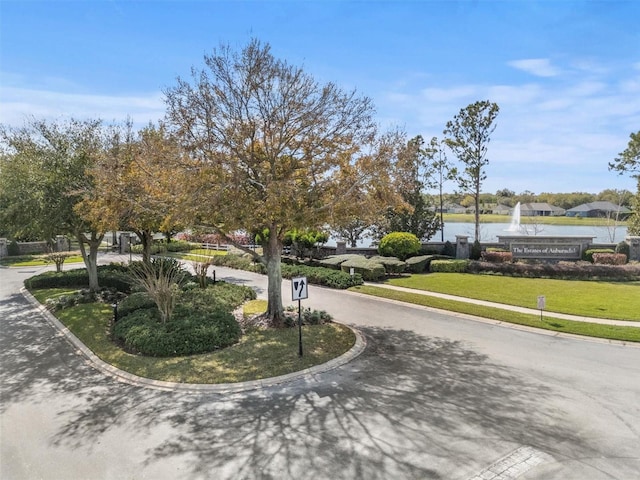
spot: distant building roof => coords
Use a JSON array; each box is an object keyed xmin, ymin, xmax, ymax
[
  {"xmin": 566, "ymin": 201, "xmax": 631, "ymax": 214},
  {"xmin": 520, "ymin": 202, "xmax": 565, "ymax": 214}
]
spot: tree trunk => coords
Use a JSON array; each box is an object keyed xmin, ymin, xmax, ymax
[
  {"xmin": 137, "ymin": 230, "xmax": 153, "ymax": 264},
  {"xmin": 78, "ymin": 231, "xmax": 104, "ymax": 292},
  {"xmin": 264, "ymin": 231, "xmax": 285, "ymax": 327}
]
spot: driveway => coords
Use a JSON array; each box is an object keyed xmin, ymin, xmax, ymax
[{"xmin": 1, "ymin": 260, "xmax": 639, "ymax": 479}]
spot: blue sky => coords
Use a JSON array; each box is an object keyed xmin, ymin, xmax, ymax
[{"xmin": 1, "ymin": 0, "xmax": 639, "ymax": 194}]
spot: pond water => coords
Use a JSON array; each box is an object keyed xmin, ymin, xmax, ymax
[
  {"xmin": 435, "ymin": 222, "xmax": 628, "ymax": 244},
  {"xmin": 327, "ymin": 222, "xmax": 628, "ymax": 247}
]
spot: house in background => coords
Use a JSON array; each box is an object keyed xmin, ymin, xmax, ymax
[
  {"xmin": 520, "ymin": 202, "xmax": 566, "ymax": 217},
  {"xmin": 437, "ymin": 203, "xmax": 467, "ymax": 214},
  {"xmin": 492, "ymin": 204, "xmax": 512, "ymax": 215},
  {"xmin": 566, "ymin": 201, "xmax": 632, "ymax": 219}
]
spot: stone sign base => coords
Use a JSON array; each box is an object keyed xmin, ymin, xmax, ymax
[{"xmin": 497, "ymin": 235, "xmax": 595, "ymax": 261}]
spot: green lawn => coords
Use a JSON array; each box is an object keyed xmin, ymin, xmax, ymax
[
  {"xmin": 1, "ymin": 254, "xmax": 85, "ymax": 267},
  {"xmin": 442, "ymin": 213, "xmax": 626, "ymax": 227},
  {"xmin": 384, "ymin": 273, "xmax": 640, "ymax": 321},
  {"xmin": 30, "ymin": 289, "xmax": 355, "ymax": 384},
  {"xmin": 350, "ymin": 285, "xmax": 640, "ymax": 343}
]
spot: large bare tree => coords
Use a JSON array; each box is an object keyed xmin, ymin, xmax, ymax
[{"xmin": 164, "ymin": 39, "xmax": 403, "ymax": 326}]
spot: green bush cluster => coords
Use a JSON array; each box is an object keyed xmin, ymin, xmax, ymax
[
  {"xmin": 615, "ymin": 241, "xmax": 630, "ymax": 259},
  {"xmin": 378, "ymin": 232, "xmax": 421, "ymax": 260},
  {"xmin": 209, "ymin": 254, "xmax": 266, "ymax": 273},
  {"xmin": 405, "ymin": 255, "xmax": 430, "ymax": 273},
  {"xmin": 282, "ymin": 306, "xmax": 332, "ymax": 327},
  {"xmin": 467, "ymin": 260, "xmax": 640, "ymax": 281},
  {"xmin": 430, "ymin": 259, "xmax": 470, "ymax": 273},
  {"xmin": 7, "ymin": 240, "xmax": 20, "ymax": 256},
  {"xmin": 340, "ymin": 257, "xmax": 386, "ymax": 281},
  {"xmin": 113, "ymin": 305, "xmax": 241, "ymax": 356},
  {"xmin": 281, "ymin": 264, "xmax": 363, "ymax": 288},
  {"xmin": 117, "ymin": 291, "xmax": 157, "ymax": 318},
  {"xmin": 470, "ymin": 240, "xmax": 482, "ymax": 260},
  {"xmin": 25, "ymin": 265, "xmax": 134, "ymax": 292},
  {"xmin": 368, "ymin": 256, "xmax": 406, "ymax": 274},
  {"xmin": 317, "ymin": 254, "xmax": 363, "ymax": 269},
  {"xmin": 441, "ymin": 241, "xmax": 456, "ymax": 257},
  {"xmin": 112, "ymin": 281, "xmax": 254, "ymax": 356},
  {"xmin": 45, "ymin": 288, "xmax": 126, "ymax": 312},
  {"xmin": 131, "ymin": 240, "xmax": 197, "ymax": 255}
]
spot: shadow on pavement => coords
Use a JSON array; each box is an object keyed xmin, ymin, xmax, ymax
[{"xmin": 7, "ymin": 322, "xmax": 592, "ymax": 479}]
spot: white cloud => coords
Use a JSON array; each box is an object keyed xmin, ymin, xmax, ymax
[
  {"xmin": 0, "ymin": 86, "xmax": 165, "ymax": 128},
  {"xmin": 376, "ymin": 62, "xmax": 639, "ymax": 193},
  {"xmin": 508, "ymin": 58, "xmax": 561, "ymax": 78}
]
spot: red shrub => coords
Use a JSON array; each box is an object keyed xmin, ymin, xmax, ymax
[
  {"xmin": 592, "ymin": 253, "xmax": 627, "ymax": 265},
  {"xmin": 481, "ymin": 251, "xmax": 513, "ymax": 263}
]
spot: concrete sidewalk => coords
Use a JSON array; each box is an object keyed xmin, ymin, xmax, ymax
[{"xmin": 365, "ymin": 282, "xmax": 640, "ymax": 328}]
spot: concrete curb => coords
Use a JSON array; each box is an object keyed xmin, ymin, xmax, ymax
[
  {"xmin": 346, "ymin": 288, "xmax": 640, "ymax": 348},
  {"xmin": 21, "ymin": 287, "xmax": 367, "ymax": 393}
]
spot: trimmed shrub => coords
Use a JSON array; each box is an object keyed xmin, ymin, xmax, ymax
[
  {"xmin": 378, "ymin": 232, "xmax": 421, "ymax": 260},
  {"xmin": 405, "ymin": 255, "xmax": 430, "ymax": 273},
  {"xmin": 481, "ymin": 251, "xmax": 513, "ymax": 263},
  {"xmin": 592, "ymin": 253, "xmax": 627, "ymax": 265},
  {"xmin": 179, "ymin": 281, "xmax": 257, "ymax": 312},
  {"xmin": 209, "ymin": 254, "xmax": 266, "ymax": 274},
  {"xmin": 340, "ymin": 257, "xmax": 386, "ymax": 281},
  {"xmin": 7, "ymin": 240, "xmax": 20, "ymax": 256},
  {"xmin": 281, "ymin": 263, "xmax": 363, "ymax": 288},
  {"xmin": 470, "ymin": 240, "xmax": 482, "ymax": 260},
  {"xmin": 466, "ymin": 260, "xmax": 640, "ymax": 281},
  {"xmin": 583, "ymin": 248, "xmax": 615, "ymax": 263},
  {"xmin": 317, "ymin": 254, "xmax": 363, "ymax": 270},
  {"xmin": 615, "ymin": 241, "xmax": 630, "ymax": 261},
  {"xmin": 117, "ymin": 291, "xmax": 157, "ymax": 318},
  {"xmin": 25, "ymin": 266, "xmax": 134, "ymax": 292},
  {"xmin": 369, "ymin": 256, "xmax": 406, "ymax": 274},
  {"xmin": 430, "ymin": 259, "xmax": 469, "ymax": 273},
  {"xmin": 113, "ymin": 306, "xmax": 241, "ymax": 356},
  {"xmin": 441, "ymin": 241, "xmax": 456, "ymax": 257}
]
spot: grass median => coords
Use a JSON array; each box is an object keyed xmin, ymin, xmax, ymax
[
  {"xmin": 30, "ymin": 290, "xmax": 356, "ymax": 384},
  {"xmin": 350, "ymin": 284, "xmax": 640, "ymax": 343},
  {"xmin": 385, "ymin": 273, "xmax": 640, "ymax": 321}
]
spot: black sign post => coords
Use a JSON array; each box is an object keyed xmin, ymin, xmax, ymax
[{"xmin": 291, "ymin": 277, "xmax": 308, "ymax": 358}]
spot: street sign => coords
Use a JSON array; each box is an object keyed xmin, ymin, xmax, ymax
[
  {"xmin": 292, "ymin": 276, "xmax": 308, "ymax": 301},
  {"xmin": 537, "ymin": 295, "xmax": 546, "ymax": 310}
]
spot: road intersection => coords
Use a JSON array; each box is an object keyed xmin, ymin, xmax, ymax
[{"xmin": 1, "ymin": 256, "xmax": 639, "ymax": 479}]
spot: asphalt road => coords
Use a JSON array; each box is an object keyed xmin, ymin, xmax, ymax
[{"xmin": 1, "ymin": 259, "xmax": 639, "ymax": 479}]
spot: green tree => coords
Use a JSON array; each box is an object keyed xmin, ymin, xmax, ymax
[
  {"xmin": 428, "ymin": 137, "xmax": 457, "ymax": 241},
  {"xmin": 375, "ymin": 135, "xmax": 440, "ymax": 241},
  {"xmin": 444, "ymin": 100, "xmax": 499, "ymax": 242},
  {"xmin": 0, "ymin": 118, "xmax": 106, "ymax": 291},
  {"xmin": 81, "ymin": 122, "xmax": 183, "ymax": 264},
  {"xmin": 164, "ymin": 39, "xmax": 403, "ymax": 326},
  {"xmin": 609, "ymin": 131, "xmax": 640, "ymax": 235}
]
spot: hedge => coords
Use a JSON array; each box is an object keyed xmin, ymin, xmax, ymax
[
  {"xmin": 481, "ymin": 251, "xmax": 513, "ymax": 263},
  {"xmin": 430, "ymin": 259, "xmax": 469, "ymax": 273},
  {"xmin": 368, "ymin": 256, "xmax": 406, "ymax": 274},
  {"xmin": 340, "ymin": 258, "xmax": 386, "ymax": 281},
  {"xmin": 317, "ymin": 254, "xmax": 364, "ymax": 269},
  {"xmin": 281, "ymin": 264, "xmax": 363, "ymax": 289},
  {"xmin": 592, "ymin": 253, "xmax": 627, "ymax": 265},
  {"xmin": 24, "ymin": 266, "xmax": 134, "ymax": 292},
  {"xmin": 583, "ymin": 248, "xmax": 615, "ymax": 263},
  {"xmin": 405, "ymin": 255, "xmax": 430, "ymax": 273},
  {"xmin": 113, "ymin": 306, "xmax": 241, "ymax": 356}
]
